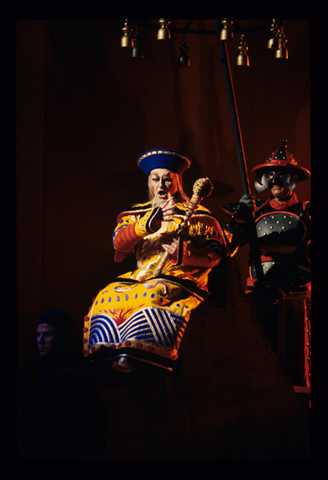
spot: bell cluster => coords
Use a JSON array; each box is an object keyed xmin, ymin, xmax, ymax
[
  {"xmin": 120, "ymin": 18, "xmax": 289, "ymax": 67},
  {"xmin": 120, "ymin": 18, "xmax": 190, "ymax": 67},
  {"xmin": 220, "ymin": 18, "xmax": 289, "ymax": 66},
  {"xmin": 267, "ymin": 19, "xmax": 289, "ymax": 59}
]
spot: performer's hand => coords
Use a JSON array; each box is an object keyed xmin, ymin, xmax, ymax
[
  {"xmin": 248, "ymin": 283, "xmax": 284, "ymax": 305},
  {"xmin": 235, "ymin": 194, "xmax": 255, "ymax": 220},
  {"xmin": 151, "ymin": 198, "xmax": 176, "ymax": 231},
  {"xmin": 161, "ymin": 234, "xmax": 179, "ymax": 262},
  {"xmin": 161, "ymin": 197, "xmax": 176, "ymax": 222},
  {"xmin": 238, "ymin": 193, "xmax": 254, "ymax": 208}
]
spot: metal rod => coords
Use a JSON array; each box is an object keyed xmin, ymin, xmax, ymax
[
  {"xmin": 214, "ymin": 19, "xmax": 264, "ymax": 284},
  {"xmin": 129, "ymin": 19, "xmax": 271, "ymax": 35},
  {"xmin": 214, "ymin": 19, "xmax": 251, "ymax": 195}
]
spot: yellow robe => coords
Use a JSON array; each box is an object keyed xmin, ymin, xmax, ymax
[{"xmin": 83, "ymin": 201, "xmax": 227, "ymax": 369}]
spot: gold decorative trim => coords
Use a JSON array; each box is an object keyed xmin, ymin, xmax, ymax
[{"xmin": 137, "ymin": 150, "xmax": 191, "ymax": 167}]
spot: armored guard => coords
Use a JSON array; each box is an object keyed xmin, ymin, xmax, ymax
[{"xmin": 221, "ymin": 140, "xmax": 311, "ymax": 390}]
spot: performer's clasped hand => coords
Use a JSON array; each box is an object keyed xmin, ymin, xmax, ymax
[
  {"xmin": 150, "ymin": 197, "xmax": 179, "ymax": 261},
  {"xmin": 161, "ymin": 234, "xmax": 179, "ymax": 262},
  {"xmin": 151, "ymin": 198, "xmax": 176, "ymax": 229}
]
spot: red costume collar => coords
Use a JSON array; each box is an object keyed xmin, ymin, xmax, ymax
[{"xmin": 269, "ymin": 191, "xmax": 299, "ymax": 210}]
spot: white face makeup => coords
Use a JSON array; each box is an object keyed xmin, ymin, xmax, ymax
[{"xmin": 149, "ymin": 168, "xmax": 178, "ymax": 204}]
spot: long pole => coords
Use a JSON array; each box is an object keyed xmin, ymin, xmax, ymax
[
  {"xmin": 214, "ymin": 19, "xmax": 264, "ymax": 284},
  {"xmin": 214, "ymin": 19, "xmax": 251, "ymax": 195}
]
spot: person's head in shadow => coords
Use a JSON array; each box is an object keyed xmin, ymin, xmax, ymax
[{"xmin": 36, "ymin": 309, "xmax": 74, "ymax": 364}]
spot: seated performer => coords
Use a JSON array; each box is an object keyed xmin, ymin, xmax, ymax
[
  {"xmin": 221, "ymin": 139, "xmax": 311, "ymax": 388},
  {"xmin": 83, "ymin": 149, "xmax": 228, "ymax": 372},
  {"xmin": 18, "ymin": 310, "xmax": 109, "ymax": 458}
]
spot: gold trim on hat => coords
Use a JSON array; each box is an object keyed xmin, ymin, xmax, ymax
[{"xmin": 137, "ymin": 150, "xmax": 191, "ymax": 168}]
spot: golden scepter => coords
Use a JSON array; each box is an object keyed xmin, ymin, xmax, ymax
[{"xmin": 153, "ymin": 177, "xmax": 214, "ymax": 277}]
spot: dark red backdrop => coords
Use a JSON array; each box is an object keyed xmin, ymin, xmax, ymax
[{"xmin": 16, "ymin": 19, "xmax": 311, "ymax": 457}]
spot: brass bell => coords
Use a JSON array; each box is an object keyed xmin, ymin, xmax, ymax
[
  {"xmin": 276, "ymin": 29, "xmax": 288, "ymax": 59},
  {"xmin": 220, "ymin": 18, "xmax": 234, "ymax": 42},
  {"xmin": 178, "ymin": 37, "xmax": 190, "ymax": 67},
  {"xmin": 131, "ymin": 44, "xmax": 143, "ymax": 59},
  {"xmin": 236, "ymin": 34, "xmax": 249, "ymax": 66},
  {"xmin": 268, "ymin": 35, "xmax": 279, "ymax": 49},
  {"xmin": 276, "ymin": 44, "xmax": 288, "ymax": 59},
  {"xmin": 267, "ymin": 19, "xmax": 279, "ymax": 49},
  {"xmin": 121, "ymin": 19, "xmax": 134, "ymax": 48},
  {"xmin": 131, "ymin": 27, "xmax": 143, "ymax": 59},
  {"xmin": 157, "ymin": 18, "xmax": 171, "ymax": 40}
]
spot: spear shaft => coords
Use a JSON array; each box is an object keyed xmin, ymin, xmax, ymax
[
  {"xmin": 214, "ymin": 19, "xmax": 264, "ymax": 284},
  {"xmin": 215, "ymin": 19, "xmax": 251, "ymax": 195}
]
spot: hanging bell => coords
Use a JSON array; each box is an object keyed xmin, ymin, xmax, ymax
[
  {"xmin": 276, "ymin": 43, "xmax": 288, "ymax": 59},
  {"xmin": 236, "ymin": 34, "xmax": 249, "ymax": 66},
  {"xmin": 131, "ymin": 44, "xmax": 143, "ymax": 59},
  {"xmin": 131, "ymin": 27, "xmax": 143, "ymax": 59},
  {"xmin": 268, "ymin": 35, "xmax": 279, "ymax": 49},
  {"xmin": 121, "ymin": 19, "xmax": 134, "ymax": 48},
  {"xmin": 178, "ymin": 38, "xmax": 190, "ymax": 67},
  {"xmin": 157, "ymin": 18, "xmax": 171, "ymax": 40},
  {"xmin": 267, "ymin": 19, "xmax": 279, "ymax": 49},
  {"xmin": 220, "ymin": 18, "xmax": 234, "ymax": 42},
  {"xmin": 276, "ymin": 28, "xmax": 288, "ymax": 59}
]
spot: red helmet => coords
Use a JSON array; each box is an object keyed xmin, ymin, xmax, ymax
[{"xmin": 251, "ymin": 139, "xmax": 311, "ymax": 181}]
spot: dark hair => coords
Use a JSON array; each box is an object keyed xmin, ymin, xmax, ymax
[{"xmin": 37, "ymin": 309, "xmax": 74, "ymax": 335}]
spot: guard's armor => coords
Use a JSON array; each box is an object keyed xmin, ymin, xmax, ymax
[
  {"xmin": 222, "ymin": 197, "xmax": 311, "ymax": 296},
  {"xmin": 222, "ymin": 195, "xmax": 311, "ymax": 389},
  {"xmin": 222, "ymin": 140, "xmax": 312, "ymax": 391}
]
